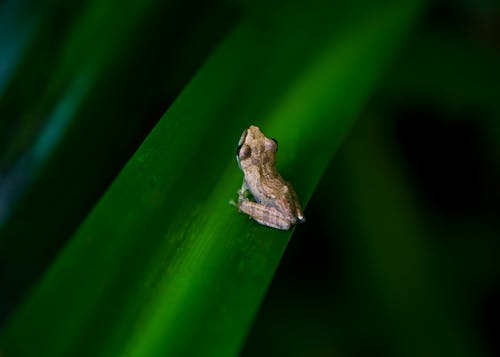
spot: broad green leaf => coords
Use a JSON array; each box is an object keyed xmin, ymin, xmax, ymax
[
  {"xmin": 0, "ymin": 0, "xmax": 231, "ymax": 315},
  {"xmin": 0, "ymin": 1, "xmax": 423, "ymax": 356}
]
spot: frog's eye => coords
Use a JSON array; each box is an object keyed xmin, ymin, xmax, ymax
[{"xmin": 237, "ymin": 144, "xmax": 251, "ymax": 159}]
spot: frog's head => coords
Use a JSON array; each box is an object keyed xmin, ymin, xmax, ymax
[{"xmin": 236, "ymin": 125, "xmax": 278, "ymax": 170}]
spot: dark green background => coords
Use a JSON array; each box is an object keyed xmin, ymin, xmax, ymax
[{"xmin": 1, "ymin": 0, "xmax": 499, "ymax": 356}]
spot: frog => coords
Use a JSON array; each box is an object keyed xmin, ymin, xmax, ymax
[{"xmin": 234, "ymin": 125, "xmax": 305, "ymax": 230}]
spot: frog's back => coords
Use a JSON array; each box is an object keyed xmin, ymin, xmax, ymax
[{"xmin": 253, "ymin": 174, "xmax": 289, "ymax": 203}]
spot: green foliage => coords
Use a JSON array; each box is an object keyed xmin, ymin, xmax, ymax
[{"xmin": 9, "ymin": 0, "xmax": 500, "ymax": 356}]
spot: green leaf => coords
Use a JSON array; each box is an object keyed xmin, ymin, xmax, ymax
[
  {"xmin": 0, "ymin": 1, "xmax": 423, "ymax": 356},
  {"xmin": 0, "ymin": 0, "xmax": 232, "ymax": 305}
]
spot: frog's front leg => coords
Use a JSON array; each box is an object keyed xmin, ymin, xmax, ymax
[
  {"xmin": 229, "ymin": 182, "xmax": 252, "ymax": 208},
  {"xmin": 237, "ymin": 198, "xmax": 292, "ymax": 230},
  {"xmin": 238, "ymin": 181, "xmax": 249, "ymax": 199}
]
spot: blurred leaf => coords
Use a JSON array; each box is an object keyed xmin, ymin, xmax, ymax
[
  {"xmin": 380, "ymin": 30, "xmax": 500, "ymax": 133},
  {"xmin": 0, "ymin": 0, "xmax": 86, "ymax": 156},
  {"xmin": 0, "ymin": 1, "xmax": 423, "ymax": 356},
  {"xmin": 0, "ymin": 0, "xmax": 233, "ymax": 319},
  {"xmin": 333, "ymin": 115, "xmax": 487, "ymax": 357},
  {"xmin": 378, "ymin": 28, "xmax": 500, "ymax": 212}
]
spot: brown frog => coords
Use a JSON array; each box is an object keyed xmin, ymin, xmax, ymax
[{"xmin": 235, "ymin": 125, "xmax": 305, "ymax": 230}]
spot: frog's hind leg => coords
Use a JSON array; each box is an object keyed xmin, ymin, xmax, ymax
[{"xmin": 238, "ymin": 199, "xmax": 291, "ymax": 230}]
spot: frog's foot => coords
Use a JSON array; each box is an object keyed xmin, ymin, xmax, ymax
[
  {"xmin": 288, "ymin": 184, "xmax": 306, "ymax": 223},
  {"xmin": 238, "ymin": 190, "xmax": 251, "ymax": 202},
  {"xmin": 238, "ymin": 182, "xmax": 250, "ymax": 198}
]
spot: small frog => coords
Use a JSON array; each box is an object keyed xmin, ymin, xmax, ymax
[{"xmin": 234, "ymin": 125, "xmax": 305, "ymax": 230}]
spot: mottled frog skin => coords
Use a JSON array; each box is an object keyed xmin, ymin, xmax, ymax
[{"xmin": 235, "ymin": 125, "xmax": 305, "ymax": 230}]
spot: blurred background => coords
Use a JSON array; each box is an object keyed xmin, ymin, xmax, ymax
[
  {"xmin": 1, "ymin": 0, "xmax": 499, "ymax": 356},
  {"xmin": 244, "ymin": 2, "xmax": 500, "ymax": 356}
]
